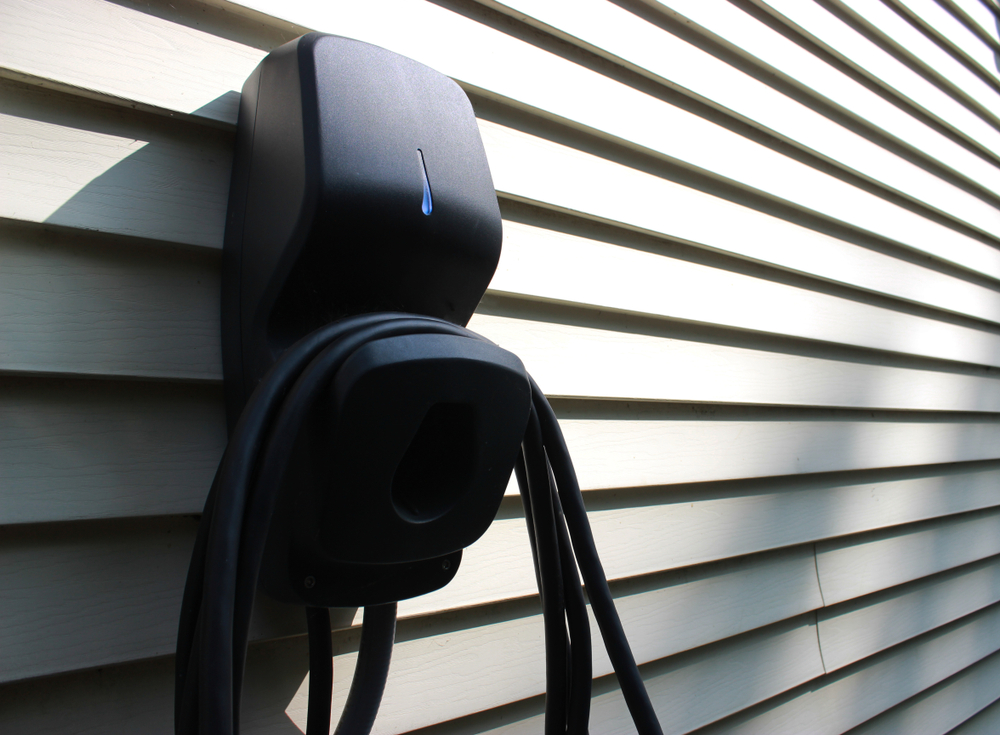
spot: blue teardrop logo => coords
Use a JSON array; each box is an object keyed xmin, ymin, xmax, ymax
[{"xmin": 418, "ymin": 149, "xmax": 433, "ymax": 216}]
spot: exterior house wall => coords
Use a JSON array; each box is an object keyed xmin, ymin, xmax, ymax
[{"xmin": 2, "ymin": 0, "xmax": 1000, "ymax": 731}]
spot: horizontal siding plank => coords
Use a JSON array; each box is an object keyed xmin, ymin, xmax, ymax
[
  {"xmin": 0, "ymin": 565, "xmax": 992, "ymax": 734},
  {"xmin": 496, "ymin": 0, "xmax": 1000, "ymax": 235},
  {"xmin": 0, "ymin": 635, "xmax": 311, "ymax": 735},
  {"xmin": 486, "ymin": 124, "xmax": 1000, "ymax": 337},
  {"xmin": 29, "ymin": 524, "xmax": 992, "ymax": 732},
  {"xmin": 949, "ymin": 694, "xmax": 1000, "ymax": 735},
  {"xmin": 473, "ymin": 312, "xmax": 1000, "ymax": 413},
  {"xmin": 645, "ymin": 0, "xmax": 1000, "ymax": 206},
  {"xmin": 0, "ymin": 614, "xmax": 820, "ymax": 735},
  {"xmin": 816, "ymin": 510, "xmax": 1000, "ymax": 605},
  {"xmin": 490, "ymin": 126, "xmax": 1000, "ymax": 336},
  {"xmin": 0, "ymin": 378, "xmax": 224, "ymax": 525},
  {"xmin": 846, "ymin": 648, "xmax": 1000, "ymax": 735},
  {"xmin": 445, "ymin": 465, "xmax": 1000, "ymax": 619},
  {"xmin": 0, "ymin": 516, "xmax": 335, "ymax": 682},
  {"xmin": 698, "ymin": 602, "xmax": 1000, "ymax": 735},
  {"xmin": 0, "ymin": 80, "xmax": 231, "ymax": 248},
  {"xmin": 0, "ymin": 513, "xmax": 816, "ymax": 688},
  {"xmin": 554, "ymin": 472, "xmax": 1000, "ymax": 599},
  {"xmin": 9, "ymin": 73, "xmax": 1000, "ymax": 332},
  {"xmin": 0, "ymin": 221, "xmax": 220, "ymax": 380},
  {"xmin": 1, "ymin": 480, "xmax": 994, "ymax": 689},
  {"xmin": 0, "ymin": 517, "xmax": 323, "ymax": 684},
  {"xmin": 469, "ymin": 617, "xmax": 823, "ymax": 735},
  {"xmin": 289, "ymin": 551, "xmax": 821, "ymax": 734},
  {"xmin": 0, "ymin": 520, "xmax": 195, "ymax": 683},
  {"xmin": 14, "ymin": 219, "xmax": 1000, "ymax": 404},
  {"xmin": 487, "ymin": 214, "xmax": 1000, "ymax": 364},
  {"xmin": 587, "ymin": 620, "xmax": 822, "ymax": 735},
  {"xmin": 888, "ymin": 0, "xmax": 1000, "ymax": 88},
  {"xmin": 751, "ymin": 0, "xmax": 1000, "ymax": 157},
  {"xmin": 10, "ymin": 377, "xmax": 1000, "ymax": 523},
  {"xmin": 11, "ymin": 243, "xmax": 1000, "ymax": 413},
  {"xmin": 9, "ymin": 0, "xmax": 1000, "ymax": 278},
  {"xmin": 12, "ymin": 463, "xmax": 998, "ymax": 683},
  {"xmin": 275, "ymin": 462, "xmax": 1000, "ymax": 617},
  {"xmin": 556, "ymin": 407, "xmax": 1000, "ymax": 490},
  {"xmin": 14, "ymin": 218, "xmax": 1000, "ymax": 411},
  {"xmin": 0, "ymin": 0, "xmax": 266, "ymax": 124},
  {"xmin": 943, "ymin": 0, "xmax": 1000, "ymax": 49},
  {"xmin": 12, "ymin": 217, "xmax": 1000, "ymax": 392},
  {"xmin": 0, "ymin": 504, "xmax": 816, "ymax": 687},
  {"xmin": 818, "ymin": 555, "xmax": 1000, "ymax": 671},
  {"xmin": 832, "ymin": 0, "xmax": 1000, "ymax": 123}
]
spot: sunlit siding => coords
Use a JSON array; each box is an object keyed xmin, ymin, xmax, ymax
[{"xmin": 1, "ymin": 0, "xmax": 1000, "ymax": 732}]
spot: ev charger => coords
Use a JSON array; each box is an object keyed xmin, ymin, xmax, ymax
[{"xmin": 176, "ymin": 32, "xmax": 663, "ymax": 735}]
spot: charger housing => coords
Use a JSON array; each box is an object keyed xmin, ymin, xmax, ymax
[
  {"xmin": 222, "ymin": 33, "xmax": 522, "ymax": 606},
  {"xmin": 223, "ymin": 32, "xmax": 503, "ymax": 427}
]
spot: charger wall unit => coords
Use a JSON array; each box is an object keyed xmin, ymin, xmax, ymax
[{"xmin": 175, "ymin": 32, "xmax": 663, "ymax": 735}]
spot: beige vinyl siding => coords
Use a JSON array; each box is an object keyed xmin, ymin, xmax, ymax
[
  {"xmin": 829, "ymin": 0, "xmax": 1000, "ymax": 126},
  {"xmin": 816, "ymin": 554, "xmax": 1000, "ymax": 672},
  {"xmin": 950, "ymin": 693, "xmax": 1000, "ymax": 735},
  {"xmin": 2, "ymin": 0, "xmax": 1000, "ymax": 732},
  {"xmin": 745, "ymin": 0, "xmax": 1000, "ymax": 159},
  {"xmin": 886, "ymin": 0, "xmax": 1000, "ymax": 91},
  {"xmin": 843, "ymin": 648, "xmax": 1000, "ymax": 735},
  {"xmin": 694, "ymin": 602, "xmax": 1000, "ymax": 735},
  {"xmin": 942, "ymin": 0, "xmax": 1000, "ymax": 51}
]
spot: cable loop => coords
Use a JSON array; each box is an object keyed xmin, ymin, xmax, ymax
[{"xmin": 175, "ymin": 313, "xmax": 661, "ymax": 735}]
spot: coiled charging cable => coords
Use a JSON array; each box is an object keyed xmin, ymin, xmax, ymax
[{"xmin": 175, "ymin": 312, "xmax": 662, "ymax": 735}]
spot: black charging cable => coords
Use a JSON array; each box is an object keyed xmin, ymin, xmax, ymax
[{"xmin": 175, "ymin": 312, "xmax": 662, "ymax": 735}]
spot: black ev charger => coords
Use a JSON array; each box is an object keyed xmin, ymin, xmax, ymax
[{"xmin": 176, "ymin": 33, "xmax": 664, "ymax": 735}]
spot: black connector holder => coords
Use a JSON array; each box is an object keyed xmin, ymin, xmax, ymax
[{"xmin": 260, "ymin": 333, "xmax": 530, "ymax": 607}]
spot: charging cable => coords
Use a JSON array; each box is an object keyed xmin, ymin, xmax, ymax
[{"xmin": 175, "ymin": 312, "xmax": 662, "ymax": 735}]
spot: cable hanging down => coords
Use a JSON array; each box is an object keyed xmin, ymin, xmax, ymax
[{"xmin": 175, "ymin": 312, "xmax": 662, "ymax": 735}]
